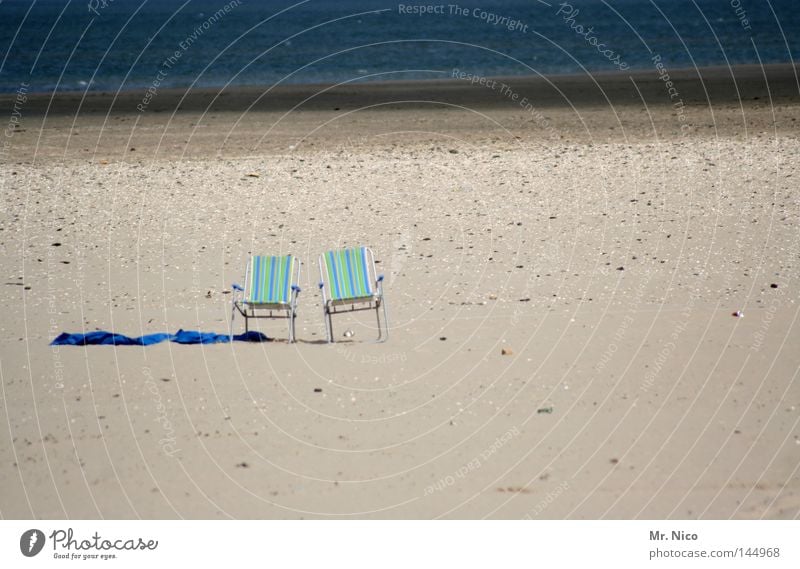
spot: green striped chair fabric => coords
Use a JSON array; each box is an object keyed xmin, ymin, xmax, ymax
[
  {"xmin": 245, "ymin": 255, "xmax": 295, "ymax": 305},
  {"xmin": 321, "ymin": 247, "xmax": 374, "ymax": 301}
]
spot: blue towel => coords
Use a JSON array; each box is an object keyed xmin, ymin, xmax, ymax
[{"xmin": 50, "ymin": 329, "xmax": 270, "ymax": 346}]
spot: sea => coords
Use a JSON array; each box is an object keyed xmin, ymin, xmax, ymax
[{"xmin": 1, "ymin": 0, "xmax": 798, "ymax": 94}]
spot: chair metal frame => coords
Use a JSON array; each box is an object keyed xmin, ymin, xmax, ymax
[
  {"xmin": 318, "ymin": 246, "xmax": 388, "ymax": 343},
  {"xmin": 230, "ymin": 255, "xmax": 302, "ymax": 343}
]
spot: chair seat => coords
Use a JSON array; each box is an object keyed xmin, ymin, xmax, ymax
[
  {"xmin": 327, "ymin": 294, "xmax": 379, "ymax": 307},
  {"xmin": 241, "ymin": 300, "xmax": 292, "ymax": 309}
]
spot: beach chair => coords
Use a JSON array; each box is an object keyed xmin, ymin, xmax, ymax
[
  {"xmin": 230, "ymin": 255, "xmax": 301, "ymax": 342},
  {"xmin": 318, "ymin": 246, "xmax": 388, "ymax": 343}
]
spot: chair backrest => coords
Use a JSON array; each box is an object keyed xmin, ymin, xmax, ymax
[
  {"xmin": 245, "ymin": 255, "xmax": 296, "ymax": 304},
  {"xmin": 320, "ymin": 247, "xmax": 375, "ymax": 301}
]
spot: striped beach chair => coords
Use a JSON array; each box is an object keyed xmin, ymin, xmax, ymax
[
  {"xmin": 230, "ymin": 255, "xmax": 301, "ymax": 342},
  {"xmin": 318, "ymin": 246, "xmax": 388, "ymax": 343}
]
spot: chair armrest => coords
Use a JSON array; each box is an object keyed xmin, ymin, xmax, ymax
[
  {"xmin": 291, "ymin": 284, "xmax": 302, "ymax": 294},
  {"xmin": 231, "ymin": 283, "xmax": 244, "ymax": 303},
  {"xmin": 376, "ymin": 274, "xmax": 385, "ymax": 296}
]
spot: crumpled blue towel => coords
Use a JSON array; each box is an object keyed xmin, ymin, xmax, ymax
[{"xmin": 50, "ymin": 329, "xmax": 270, "ymax": 346}]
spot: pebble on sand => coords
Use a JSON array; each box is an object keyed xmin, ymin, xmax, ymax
[{"xmin": 501, "ymin": 348, "xmax": 513, "ymax": 355}]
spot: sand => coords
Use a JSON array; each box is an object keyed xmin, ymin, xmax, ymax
[{"xmin": 1, "ymin": 65, "xmax": 799, "ymax": 519}]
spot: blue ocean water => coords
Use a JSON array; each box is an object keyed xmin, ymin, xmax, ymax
[{"xmin": 0, "ymin": 0, "xmax": 798, "ymax": 93}]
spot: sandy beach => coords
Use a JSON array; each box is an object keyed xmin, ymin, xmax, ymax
[{"xmin": 1, "ymin": 65, "xmax": 799, "ymax": 519}]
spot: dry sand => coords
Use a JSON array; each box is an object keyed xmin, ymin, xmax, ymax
[{"xmin": 1, "ymin": 66, "xmax": 799, "ymax": 519}]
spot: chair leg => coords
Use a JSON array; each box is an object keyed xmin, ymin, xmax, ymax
[
  {"xmin": 288, "ymin": 309, "xmax": 296, "ymax": 343},
  {"xmin": 374, "ymin": 298, "xmax": 389, "ymax": 343},
  {"xmin": 375, "ymin": 304, "xmax": 382, "ymax": 342},
  {"xmin": 324, "ymin": 306, "xmax": 334, "ymax": 343},
  {"xmin": 381, "ymin": 297, "xmax": 389, "ymax": 342}
]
